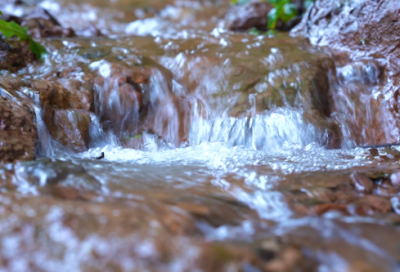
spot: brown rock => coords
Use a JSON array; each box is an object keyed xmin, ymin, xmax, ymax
[
  {"xmin": 51, "ymin": 110, "xmax": 91, "ymax": 153},
  {"xmin": 292, "ymin": 0, "xmax": 400, "ymax": 145},
  {"xmin": 0, "ymin": 94, "xmax": 37, "ymax": 162},
  {"xmin": 51, "ymin": 185, "xmax": 80, "ymax": 201},
  {"xmin": 0, "ymin": 38, "xmax": 35, "ymax": 72},
  {"xmin": 20, "ymin": 8, "xmax": 75, "ymax": 38},
  {"xmin": 360, "ymin": 195, "xmax": 392, "ymax": 213},
  {"xmin": 225, "ymin": 1, "xmax": 273, "ymax": 31},
  {"xmin": 313, "ymin": 203, "xmax": 348, "ymax": 216},
  {"xmin": 350, "ymin": 172, "xmax": 373, "ymax": 193},
  {"xmin": 31, "ymin": 79, "xmax": 93, "ymax": 152},
  {"xmin": 349, "ymin": 203, "xmax": 374, "ymax": 216},
  {"xmin": 92, "ymin": 60, "xmax": 190, "ymax": 147}
]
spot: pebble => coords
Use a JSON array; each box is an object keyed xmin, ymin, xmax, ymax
[{"xmin": 350, "ymin": 172, "xmax": 374, "ymax": 193}]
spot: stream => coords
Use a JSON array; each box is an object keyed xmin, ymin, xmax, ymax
[{"xmin": 1, "ymin": 0, "xmax": 400, "ymax": 271}]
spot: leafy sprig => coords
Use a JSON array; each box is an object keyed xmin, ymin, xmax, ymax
[
  {"xmin": 267, "ymin": 0, "xmax": 297, "ymax": 30},
  {"xmin": 0, "ymin": 13, "xmax": 47, "ymax": 60},
  {"xmin": 230, "ymin": 0, "xmax": 314, "ymax": 31}
]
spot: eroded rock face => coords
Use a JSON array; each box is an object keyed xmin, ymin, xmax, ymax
[
  {"xmin": 31, "ymin": 79, "xmax": 93, "ymax": 152},
  {"xmin": 0, "ymin": 92, "xmax": 37, "ymax": 162},
  {"xmin": 0, "ymin": 38, "xmax": 35, "ymax": 72},
  {"xmin": 91, "ymin": 58, "xmax": 189, "ymax": 147},
  {"xmin": 292, "ymin": 0, "xmax": 400, "ymax": 55},
  {"xmin": 21, "ymin": 8, "xmax": 76, "ymax": 38},
  {"xmin": 224, "ymin": 1, "xmax": 273, "ymax": 31},
  {"xmin": 292, "ymin": 0, "xmax": 400, "ymax": 146}
]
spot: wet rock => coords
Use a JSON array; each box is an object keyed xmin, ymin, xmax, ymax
[
  {"xmin": 292, "ymin": 0, "xmax": 400, "ymax": 145},
  {"xmin": 350, "ymin": 172, "xmax": 373, "ymax": 193},
  {"xmin": 165, "ymin": 38, "xmax": 341, "ymax": 148},
  {"xmin": 263, "ymin": 245, "xmax": 311, "ymax": 272},
  {"xmin": 31, "ymin": 79, "xmax": 93, "ymax": 152},
  {"xmin": 312, "ymin": 203, "xmax": 348, "ymax": 216},
  {"xmin": 50, "ymin": 184, "xmax": 80, "ymax": 201},
  {"xmin": 0, "ymin": 38, "xmax": 35, "ymax": 72},
  {"xmin": 32, "ymin": 79, "xmax": 92, "ymax": 112},
  {"xmin": 347, "ymin": 261, "xmax": 380, "ymax": 272},
  {"xmin": 348, "ymin": 203, "xmax": 374, "ymax": 216},
  {"xmin": 369, "ymin": 148, "xmax": 379, "ymax": 156},
  {"xmin": 0, "ymin": 94, "xmax": 37, "ymax": 162},
  {"xmin": 292, "ymin": 0, "xmax": 400, "ymax": 56},
  {"xmin": 373, "ymin": 185, "xmax": 399, "ymax": 197},
  {"xmin": 51, "ymin": 110, "xmax": 91, "ymax": 153},
  {"xmin": 20, "ymin": 8, "xmax": 75, "ymax": 38},
  {"xmin": 92, "ymin": 61, "xmax": 147, "ymax": 135},
  {"xmin": 225, "ymin": 1, "xmax": 272, "ymax": 31},
  {"xmin": 303, "ymin": 187, "xmax": 337, "ymax": 203},
  {"xmin": 91, "ymin": 58, "xmax": 189, "ymax": 146},
  {"xmin": 359, "ymin": 195, "xmax": 392, "ymax": 213}
]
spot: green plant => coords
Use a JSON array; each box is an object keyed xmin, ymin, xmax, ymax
[
  {"xmin": 267, "ymin": 0, "xmax": 297, "ymax": 30},
  {"xmin": 230, "ymin": 0, "xmax": 314, "ymax": 31},
  {"xmin": 0, "ymin": 11, "xmax": 47, "ymax": 60}
]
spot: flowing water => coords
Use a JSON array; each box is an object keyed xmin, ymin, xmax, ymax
[{"xmin": 1, "ymin": 0, "xmax": 400, "ymax": 271}]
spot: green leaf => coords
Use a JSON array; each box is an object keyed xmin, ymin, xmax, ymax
[
  {"xmin": 230, "ymin": 0, "xmax": 251, "ymax": 5},
  {"xmin": 126, "ymin": 134, "xmax": 142, "ymax": 140},
  {"xmin": 0, "ymin": 11, "xmax": 3, "ymax": 16},
  {"xmin": 267, "ymin": 8, "xmax": 278, "ymax": 30},
  {"xmin": 281, "ymin": 3, "xmax": 297, "ymax": 23},
  {"xmin": 0, "ymin": 19, "xmax": 47, "ymax": 60},
  {"xmin": 0, "ymin": 20, "xmax": 30, "ymax": 40},
  {"xmin": 29, "ymin": 39, "xmax": 47, "ymax": 60}
]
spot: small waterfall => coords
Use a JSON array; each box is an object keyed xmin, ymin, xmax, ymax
[
  {"xmin": 20, "ymin": 88, "xmax": 54, "ymax": 157},
  {"xmin": 32, "ymin": 102, "xmax": 54, "ymax": 158},
  {"xmin": 328, "ymin": 59, "xmax": 393, "ymax": 147}
]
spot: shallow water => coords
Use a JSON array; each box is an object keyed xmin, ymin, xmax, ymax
[{"xmin": 1, "ymin": 0, "xmax": 400, "ymax": 271}]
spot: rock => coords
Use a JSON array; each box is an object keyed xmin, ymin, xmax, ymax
[
  {"xmin": 50, "ymin": 184, "xmax": 80, "ymax": 201},
  {"xmin": 163, "ymin": 37, "xmax": 341, "ymax": 148},
  {"xmin": 92, "ymin": 61, "xmax": 147, "ymax": 135},
  {"xmin": 91, "ymin": 59, "xmax": 189, "ymax": 146},
  {"xmin": 20, "ymin": 8, "xmax": 75, "ymax": 38},
  {"xmin": 349, "ymin": 203, "xmax": 374, "ymax": 216},
  {"xmin": 369, "ymin": 148, "xmax": 379, "ymax": 156},
  {"xmin": 303, "ymin": 187, "xmax": 337, "ymax": 203},
  {"xmin": 31, "ymin": 79, "xmax": 93, "ymax": 152},
  {"xmin": 0, "ymin": 93, "xmax": 38, "ymax": 162},
  {"xmin": 225, "ymin": 1, "xmax": 273, "ymax": 31},
  {"xmin": 0, "ymin": 37, "xmax": 35, "ymax": 72},
  {"xmin": 291, "ymin": 0, "xmax": 400, "ymax": 145},
  {"xmin": 263, "ymin": 245, "xmax": 309, "ymax": 272},
  {"xmin": 350, "ymin": 172, "xmax": 373, "ymax": 193},
  {"xmin": 292, "ymin": 0, "xmax": 400, "ymax": 56},
  {"xmin": 51, "ymin": 110, "xmax": 91, "ymax": 152},
  {"xmin": 313, "ymin": 203, "xmax": 348, "ymax": 216},
  {"xmin": 360, "ymin": 195, "xmax": 392, "ymax": 213}
]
